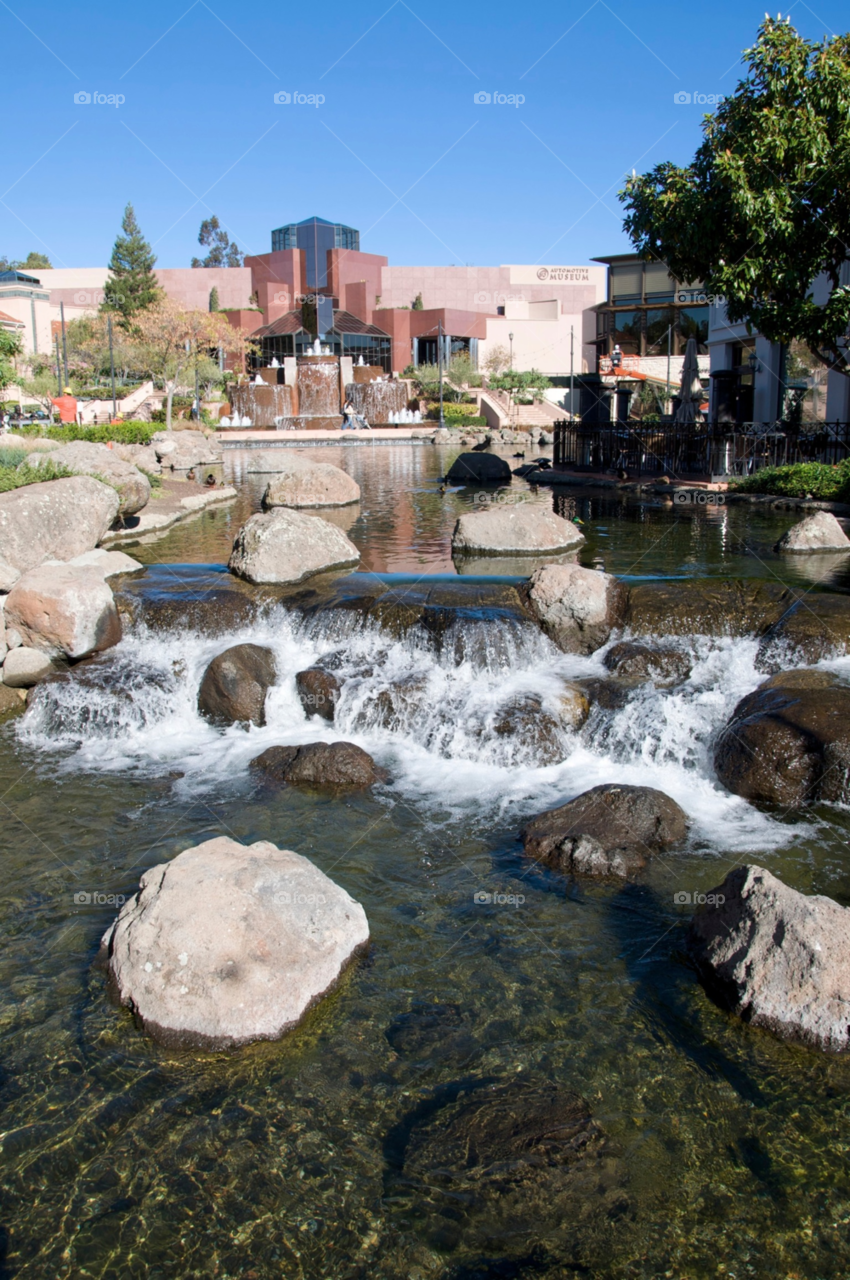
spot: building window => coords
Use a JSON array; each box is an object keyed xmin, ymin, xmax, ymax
[
  {"xmin": 645, "ymin": 307, "xmax": 677, "ymax": 356},
  {"xmin": 678, "ymin": 306, "xmax": 709, "ymax": 352},
  {"xmin": 612, "ymin": 311, "xmax": 641, "ymax": 355},
  {"xmin": 611, "ymin": 264, "xmax": 642, "ymax": 304}
]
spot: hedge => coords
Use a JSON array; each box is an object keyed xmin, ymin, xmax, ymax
[
  {"xmin": 729, "ymin": 458, "xmax": 850, "ymax": 503},
  {"xmin": 16, "ymin": 421, "xmax": 160, "ymax": 445}
]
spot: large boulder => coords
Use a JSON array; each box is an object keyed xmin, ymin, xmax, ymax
[
  {"xmin": 452, "ymin": 506, "xmax": 584, "ymax": 557},
  {"xmin": 295, "ymin": 667, "xmax": 341, "ymax": 721},
  {"xmin": 525, "ymin": 563, "xmax": 627, "ymax": 655},
  {"xmin": 197, "ymin": 643, "xmax": 277, "ymax": 726},
  {"xmin": 250, "ymin": 741, "xmax": 386, "ymax": 790},
  {"xmin": 687, "ymin": 864, "xmax": 850, "ymax": 1052},
  {"xmin": 713, "ymin": 669, "xmax": 850, "ymax": 806},
  {"xmin": 254, "ymin": 453, "xmax": 360, "ymax": 507},
  {"xmin": 100, "ymin": 836, "xmax": 370, "ymax": 1048},
  {"xmin": 757, "ymin": 593, "xmax": 850, "ymax": 669},
  {"xmin": 0, "ymin": 560, "xmax": 20, "ymax": 592},
  {"xmin": 522, "ymin": 783, "xmax": 689, "ymax": 877},
  {"xmin": 111, "ymin": 442, "xmax": 162, "ymax": 475},
  {"xmin": 65, "ymin": 548, "xmax": 144, "ymax": 579},
  {"xmin": 228, "ymin": 510, "xmax": 360, "ymax": 586},
  {"xmin": 775, "ymin": 510, "xmax": 850, "ymax": 553},
  {"xmin": 0, "ymin": 475, "xmax": 120, "ymax": 574},
  {"xmin": 29, "ymin": 441, "xmax": 150, "ymax": 515},
  {"xmin": 152, "ymin": 430, "xmax": 222, "ymax": 471},
  {"xmin": 446, "ymin": 452, "xmax": 512, "ymax": 484},
  {"xmin": 2, "ymin": 646, "xmax": 58, "ymax": 687},
  {"xmin": 4, "ymin": 564, "xmax": 121, "ymax": 659}
]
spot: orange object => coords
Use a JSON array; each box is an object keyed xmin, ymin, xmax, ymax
[{"xmin": 50, "ymin": 395, "xmax": 77, "ymax": 424}]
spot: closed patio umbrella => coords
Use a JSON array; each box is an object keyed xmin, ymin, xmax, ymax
[{"xmin": 674, "ymin": 337, "xmax": 703, "ymax": 426}]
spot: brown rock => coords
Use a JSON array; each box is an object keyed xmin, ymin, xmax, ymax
[
  {"xmin": 4, "ymin": 563, "xmax": 122, "ymax": 659},
  {"xmin": 295, "ymin": 667, "xmax": 341, "ymax": 721},
  {"xmin": 250, "ymin": 741, "xmax": 386, "ymax": 790},
  {"xmin": 197, "ymin": 643, "xmax": 277, "ymax": 726},
  {"xmin": 603, "ymin": 640, "xmax": 691, "ymax": 687},
  {"xmin": 626, "ymin": 578, "xmax": 791, "ymax": 639}
]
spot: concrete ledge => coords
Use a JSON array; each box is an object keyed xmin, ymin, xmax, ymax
[{"xmin": 103, "ymin": 486, "xmax": 237, "ymax": 544}]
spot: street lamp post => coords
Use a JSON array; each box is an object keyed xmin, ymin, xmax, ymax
[
  {"xmin": 508, "ymin": 331, "xmax": 514, "ymax": 369},
  {"xmin": 438, "ymin": 319, "xmax": 445, "ymax": 427},
  {"xmin": 59, "ymin": 301, "xmax": 70, "ymax": 391},
  {"xmin": 108, "ymin": 315, "xmax": 117, "ymax": 421}
]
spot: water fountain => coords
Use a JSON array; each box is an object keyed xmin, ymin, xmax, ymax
[
  {"xmin": 346, "ymin": 379, "xmax": 407, "ymax": 425},
  {"xmin": 228, "ymin": 382, "xmax": 292, "ymax": 427}
]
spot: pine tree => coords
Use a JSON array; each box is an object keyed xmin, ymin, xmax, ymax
[
  {"xmin": 104, "ymin": 203, "xmax": 161, "ymax": 326},
  {"xmin": 209, "ymin": 286, "xmax": 220, "ymax": 312}
]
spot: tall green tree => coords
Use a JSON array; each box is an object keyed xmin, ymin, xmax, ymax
[
  {"xmin": 191, "ymin": 216, "xmax": 243, "ymax": 268},
  {"xmin": 621, "ymin": 19, "xmax": 850, "ymax": 377},
  {"xmin": 0, "ymin": 330, "xmax": 22, "ymax": 392},
  {"xmin": 209, "ymin": 286, "xmax": 220, "ymax": 312},
  {"xmin": 0, "ymin": 252, "xmax": 52, "ymax": 271},
  {"xmin": 103, "ymin": 203, "xmax": 161, "ymax": 327}
]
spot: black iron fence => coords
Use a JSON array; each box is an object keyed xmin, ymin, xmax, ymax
[{"xmin": 552, "ymin": 421, "xmax": 850, "ymax": 479}]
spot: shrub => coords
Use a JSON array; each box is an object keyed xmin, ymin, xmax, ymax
[
  {"xmin": 730, "ymin": 458, "xmax": 850, "ymax": 502},
  {"xmin": 0, "ymin": 457, "xmax": 74, "ymax": 493},
  {"xmin": 16, "ymin": 421, "xmax": 160, "ymax": 445}
]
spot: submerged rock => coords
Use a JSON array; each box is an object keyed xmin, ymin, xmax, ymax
[
  {"xmin": 522, "ymin": 783, "xmax": 689, "ymax": 877},
  {"xmin": 775, "ymin": 510, "xmax": 850, "ymax": 553},
  {"xmin": 452, "ymin": 506, "xmax": 584, "ymax": 556},
  {"xmin": 0, "ymin": 684, "xmax": 26, "ymax": 718},
  {"xmin": 687, "ymin": 864, "xmax": 850, "ymax": 1052},
  {"xmin": 603, "ymin": 640, "xmax": 691, "ymax": 687},
  {"xmin": 525, "ymin": 563, "xmax": 627, "ymax": 655},
  {"xmin": 295, "ymin": 667, "xmax": 341, "ymax": 721},
  {"xmin": 492, "ymin": 694, "xmax": 573, "ymax": 766},
  {"xmin": 258, "ymin": 452, "xmax": 361, "ymax": 508},
  {"xmin": 250, "ymin": 741, "xmax": 387, "ymax": 790},
  {"xmin": 228, "ymin": 509, "xmax": 360, "ymax": 585},
  {"xmin": 101, "ymin": 836, "xmax": 370, "ymax": 1048},
  {"xmin": 0, "ymin": 475, "xmax": 120, "ymax": 574},
  {"xmin": 29, "ymin": 441, "xmax": 150, "ymax": 515},
  {"xmin": 713, "ymin": 669, "xmax": 850, "ymax": 806},
  {"xmin": 4, "ymin": 563, "xmax": 122, "ymax": 660},
  {"xmin": 197, "ymin": 643, "xmax": 277, "ymax": 727},
  {"xmin": 446, "ymin": 452, "xmax": 511, "ymax": 484}
]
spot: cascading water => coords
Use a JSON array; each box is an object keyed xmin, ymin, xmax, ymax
[
  {"xmin": 297, "ymin": 359, "xmax": 340, "ymax": 417},
  {"xmin": 230, "ymin": 381, "xmax": 293, "ymax": 426},
  {"xmin": 345, "ymin": 379, "xmax": 406, "ymax": 424},
  {"xmin": 20, "ymin": 601, "xmax": 797, "ymax": 849}
]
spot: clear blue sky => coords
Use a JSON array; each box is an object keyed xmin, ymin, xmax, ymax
[{"xmin": 1, "ymin": 0, "xmax": 845, "ymax": 271}]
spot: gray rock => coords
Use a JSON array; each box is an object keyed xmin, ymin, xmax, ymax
[
  {"xmin": 249, "ymin": 741, "xmax": 387, "ymax": 790},
  {"xmin": 446, "ymin": 452, "xmax": 512, "ymax": 484},
  {"xmin": 29, "ymin": 441, "xmax": 150, "ymax": 516},
  {"xmin": 526, "ymin": 563, "xmax": 628, "ymax": 655},
  {"xmin": 152, "ymin": 430, "xmax": 222, "ymax": 471},
  {"xmin": 4, "ymin": 563, "xmax": 122, "ymax": 659},
  {"xmin": 101, "ymin": 836, "xmax": 370, "ymax": 1048},
  {"xmin": 687, "ymin": 864, "xmax": 850, "ymax": 1052},
  {"xmin": 775, "ymin": 510, "xmax": 850, "ymax": 553},
  {"xmin": 197, "ymin": 643, "xmax": 277, "ymax": 726},
  {"xmin": 452, "ymin": 506, "xmax": 584, "ymax": 556},
  {"xmin": 111, "ymin": 442, "xmax": 162, "ymax": 475},
  {"xmin": 0, "ymin": 560, "xmax": 20, "ymax": 592},
  {"xmin": 0, "ymin": 475, "xmax": 120, "ymax": 574},
  {"xmin": 522, "ymin": 783, "xmax": 689, "ymax": 877},
  {"xmin": 2, "ymin": 645, "xmax": 58, "ymax": 687},
  {"xmin": 603, "ymin": 641, "xmax": 691, "ymax": 687},
  {"xmin": 250, "ymin": 452, "xmax": 360, "ymax": 507},
  {"xmin": 66, "ymin": 548, "xmax": 144, "ymax": 578},
  {"xmin": 228, "ymin": 510, "xmax": 360, "ymax": 585}
]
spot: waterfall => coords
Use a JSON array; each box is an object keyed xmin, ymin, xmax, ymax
[
  {"xmin": 346, "ymin": 380, "xmax": 406, "ymax": 424},
  {"xmin": 297, "ymin": 360, "xmax": 340, "ymax": 417},
  {"xmin": 230, "ymin": 382, "xmax": 293, "ymax": 427}
]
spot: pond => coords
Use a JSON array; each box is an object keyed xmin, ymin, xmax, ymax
[{"xmin": 2, "ymin": 442, "xmax": 850, "ymax": 1278}]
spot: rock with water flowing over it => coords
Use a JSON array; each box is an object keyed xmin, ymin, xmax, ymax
[
  {"xmin": 446, "ymin": 452, "xmax": 512, "ymax": 484},
  {"xmin": 0, "ymin": 475, "xmax": 120, "ymax": 574},
  {"xmin": 1, "ymin": 645, "xmax": 58, "ymax": 687},
  {"xmin": 714, "ymin": 669, "xmax": 850, "ymax": 806},
  {"xmin": 687, "ymin": 864, "xmax": 850, "ymax": 1052},
  {"xmin": 228, "ymin": 509, "xmax": 360, "ymax": 585},
  {"xmin": 775, "ymin": 511, "xmax": 850, "ymax": 554},
  {"xmin": 250, "ymin": 741, "xmax": 387, "ymax": 790},
  {"xmin": 100, "ymin": 836, "xmax": 370, "ymax": 1049},
  {"xmin": 603, "ymin": 641, "xmax": 691, "ymax": 687},
  {"xmin": 152, "ymin": 430, "xmax": 222, "ymax": 471},
  {"xmin": 525, "ymin": 563, "xmax": 627, "ymax": 655},
  {"xmin": 4, "ymin": 563, "xmax": 122, "ymax": 660},
  {"xmin": 757, "ymin": 592, "xmax": 850, "ymax": 669},
  {"xmin": 250, "ymin": 452, "xmax": 361, "ymax": 507},
  {"xmin": 522, "ymin": 783, "xmax": 689, "ymax": 877},
  {"xmin": 197, "ymin": 643, "xmax": 277, "ymax": 727},
  {"xmin": 626, "ymin": 577, "xmax": 791, "ymax": 639},
  {"xmin": 295, "ymin": 667, "xmax": 341, "ymax": 721},
  {"xmin": 28, "ymin": 441, "xmax": 151, "ymax": 516},
  {"xmin": 452, "ymin": 506, "xmax": 585, "ymax": 557}
]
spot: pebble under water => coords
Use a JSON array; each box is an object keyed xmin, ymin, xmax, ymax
[{"xmin": 3, "ymin": 443, "xmax": 850, "ymax": 1279}]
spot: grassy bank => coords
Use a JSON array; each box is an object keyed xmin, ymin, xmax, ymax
[{"xmin": 730, "ymin": 458, "xmax": 850, "ymax": 502}]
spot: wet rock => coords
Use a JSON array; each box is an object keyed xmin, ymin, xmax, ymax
[
  {"xmin": 295, "ymin": 667, "xmax": 341, "ymax": 721},
  {"xmin": 493, "ymin": 695, "xmax": 569, "ymax": 766},
  {"xmin": 121, "ymin": 585, "xmax": 259, "ymax": 636},
  {"xmin": 446, "ymin": 453, "xmax": 511, "ymax": 484},
  {"xmin": 101, "ymin": 835, "xmax": 370, "ymax": 1048},
  {"xmin": 687, "ymin": 864, "xmax": 850, "ymax": 1052},
  {"xmin": 228, "ymin": 510, "xmax": 360, "ymax": 586},
  {"xmin": 775, "ymin": 510, "xmax": 850, "ymax": 553},
  {"xmin": 197, "ymin": 643, "xmax": 277, "ymax": 727},
  {"xmin": 626, "ymin": 578, "xmax": 791, "ymax": 639},
  {"xmin": 757, "ymin": 593, "xmax": 850, "ymax": 669},
  {"xmin": 522, "ymin": 783, "xmax": 689, "ymax": 877},
  {"xmin": 356, "ymin": 675, "xmax": 429, "ymax": 730},
  {"xmin": 0, "ymin": 684, "xmax": 26, "ymax": 719},
  {"xmin": 452, "ymin": 506, "xmax": 584, "ymax": 557},
  {"xmin": 4, "ymin": 563, "xmax": 122, "ymax": 660},
  {"xmin": 572, "ymin": 676, "xmax": 632, "ymax": 711},
  {"xmin": 389, "ymin": 1078, "xmax": 625, "ymax": 1257},
  {"xmin": 258, "ymin": 453, "xmax": 361, "ymax": 508},
  {"xmin": 2, "ymin": 646, "xmax": 58, "ymax": 687},
  {"xmin": 250, "ymin": 741, "xmax": 387, "ymax": 790},
  {"xmin": 603, "ymin": 641, "xmax": 691, "ymax": 687},
  {"xmin": 525, "ymin": 563, "xmax": 627, "ymax": 655},
  {"xmin": 0, "ymin": 475, "xmax": 120, "ymax": 574},
  {"xmin": 713, "ymin": 669, "xmax": 850, "ymax": 806},
  {"xmin": 558, "ymin": 681, "xmax": 591, "ymax": 729},
  {"xmin": 29, "ymin": 441, "xmax": 150, "ymax": 515}
]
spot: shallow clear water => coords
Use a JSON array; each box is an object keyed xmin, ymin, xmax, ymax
[{"xmin": 3, "ymin": 444, "xmax": 850, "ymax": 1278}]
